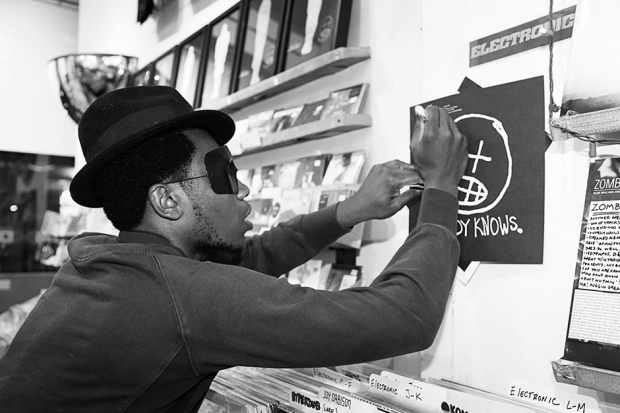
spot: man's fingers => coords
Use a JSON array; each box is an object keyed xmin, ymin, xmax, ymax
[
  {"xmin": 446, "ymin": 113, "xmax": 462, "ymax": 138},
  {"xmin": 392, "ymin": 188, "xmax": 421, "ymax": 210},
  {"xmin": 383, "ymin": 159, "xmax": 415, "ymax": 170},
  {"xmin": 381, "ymin": 161, "xmax": 422, "ymax": 187},
  {"xmin": 425, "ymin": 105, "xmax": 440, "ymax": 129}
]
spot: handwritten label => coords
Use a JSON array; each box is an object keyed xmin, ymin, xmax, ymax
[
  {"xmin": 321, "ymin": 400, "xmax": 344, "ymax": 413},
  {"xmin": 457, "ymin": 215, "xmax": 522, "ymax": 238},
  {"xmin": 310, "ymin": 368, "xmax": 360, "ymax": 393},
  {"xmin": 372, "ymin": 372, "xmax": 444, "ymax": 412},
  {"xmin": 319, "ymin": 387, "xmax": 377, "ymax": 413},
  {"xmin": 579, "ymin": 201, "xmax": 620, "ymax": 292},
  {"xmin": 507, "ymin": 380, "xmax": 600, "ymax": 413}
]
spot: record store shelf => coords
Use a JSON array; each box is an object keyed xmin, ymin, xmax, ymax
[
  {"xmin": 200, "ymin": 47, "xmax": 372, "ymax": 113},
  {"xmin": 549, "ymin": 107, "xmax": 620, "ymax": 141},
  {"xmin": 552, "ymin": 359, "xmax": 620, "ymax": 396},
  {"xmin": 237, "ymin": 113, "xmax": 372, "ymax": 157}
]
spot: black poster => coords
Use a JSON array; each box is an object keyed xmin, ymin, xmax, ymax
[
  {"xmin": 410, "ymin": 76, "xmax": 545, "ymax": 264},
  {"xmin": 237, "ymin": 0, "xmax": 286, "ymax": 91},
  {"xmin": 563, "ymin": 158, "xmax": 620, "ymax": 372},
  {"xmin": 284, "ymin": 0, "xmax": 352, "ymax": 70}
]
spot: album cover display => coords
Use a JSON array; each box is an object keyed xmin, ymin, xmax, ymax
[
  {"xmin": 152, "ymin": 48, "xmax": 177, "ymax": 86},
  {"xmin": 242, "ymin": 110, "xmax": 275, "ymax": 150},
  {"xmin": 236, "ymin": 0, "xmax": 287, "ymax": 91},
  {"xmin": 246, "ymin": 198, "xmax": 274, "ymax": 234},
  {"xmin": 175, "ymin": 31, "xmax": 205, "ymax": 106},
  {"xmin": 315, "ymin": 187, "xmax": 353, "ymax": 211},
  {"xmin": 247, "ymin": 110, "xmax": 276, "ymax": 136},
  {"xmin": 236, "ymin": 168, "xmax": 254, "ymax": 189},
  {"xmin": 294, "ymin": 155, "xmax": 329, "ymax": 187},
  {"xmin": 320, "ymin": 83, "xmax": 369, "ymax": 120},
  {"xmin": 269, "ymin": 187, "xmax": 315, "ymax": 227},
  {"xmin": 267, "ymin": 106, "xmax": 304, "ymax": 133},
  {"xmin": 201, "ymin": 6, "xmax": 241, "ymax": 104},
  {"xmin": 322, "ymin": 264, "xmax": 362, "ymax": 291},
  {"xmin": 260, "ymin": 164, "xmax": 278, "ymax": 189},
  {"xmin": 283, "ymin": 0, "xmax": 353, "ymax": 70},
  {"xmin": 321, "ymin": 151, "xmax": 365, "ymax": 185},
  {"xmin": 287, "ymin": 259, "xmax": 323, "ymax": 289},
  {"xmin": 249, "ymin": 167, "xmax": 265, "ymax": 194},
  {"xmin": 275, "ymin": 161, "xmax": 301, "ymax": 189},
  {"xmin": 292, "ymin": 98, "xmax": 327, "ymax": 126},
  {"xmin": 129, "ymin": 65, "xmax": 152, "ymax": 86}
]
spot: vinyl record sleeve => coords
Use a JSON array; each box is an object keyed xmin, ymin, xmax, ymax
[
  {"xmin": 283, "ymin": 0, "xmax": 353, "ymax": 70},
  {"xmin": 321, "ymin": 151, "xmax": 365, "ymax": 185},
  {"xmin": 268, "ymin": 106, "xmax": 304, "ymax": 133},
  {"xmin": 175, "ymin": 30, "xmax": 205, "ymax": 106},
  {"xmin": 320, "ymin": 83, "xmax": 369, "ymax": 120},
  {"xmin": 236, "ymin": 0, "xmax": 287, "ymax": 91},
  {"xmin": 292, "ymin": 98, "xmax": 327, "ymax": 126},
  {"xmin": 201, "ymin": 6, "xmax": 241, "ymax": 104},
  {"xmin": 294, "ymin": 155, "xmax": 329, "ymax": 187},
  {"xmin": 275, "ymin": 160, "xmax": 301, "ymax": 189}
]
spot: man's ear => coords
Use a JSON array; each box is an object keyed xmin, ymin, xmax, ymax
[{"xmin": 147, "ymin": 184, "xmax": 184, "ymax": 221}]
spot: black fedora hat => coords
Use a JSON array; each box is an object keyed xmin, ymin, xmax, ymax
[{"xmin": 69, "ymin": 86, "xmax": 235, "ymax": 207}]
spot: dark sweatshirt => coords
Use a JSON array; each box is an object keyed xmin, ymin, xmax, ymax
[{"xmin": 0, "ymin": 189, "xmax": 459, "ymax": 413}]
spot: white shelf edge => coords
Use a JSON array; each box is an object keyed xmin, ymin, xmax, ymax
[
  {"xmin": 199, "ymin": 47, "xmax": 372, "ymax": 113},
  {"xmin": 237, "ymin": 113, "xmax": 372, "ymax": 156},
  {"xmin": 550, "ymin": 107, "xmax": 620, "ymax": 141},
  {"xmin": 552, "ymin": 358, "xmax": 620, "ymax": 395}
]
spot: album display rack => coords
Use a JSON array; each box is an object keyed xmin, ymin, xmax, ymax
[
  {"xmin": 552, "ymin": 359, "xmax": 620, "ymax": 396},
  {"xmin": 200, "ymin": 47, "xmax": 371, "ymax": 113},
  {"xmin": 201, "ymin": 365, "xmax": 561, "ymax": 413},
  {"xmin": 240, "ymin": 113, "xmax": 372, "ymax": 156}
]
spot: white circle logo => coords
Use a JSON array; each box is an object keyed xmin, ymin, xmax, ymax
[{"xmin": 454, "ymin": 114, "xmax": 512, "ymax": 216}]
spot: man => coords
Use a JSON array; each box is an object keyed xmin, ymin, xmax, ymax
[{"xmin": 0, "ymin": 86, "xmax": 467, "ymax": 412}]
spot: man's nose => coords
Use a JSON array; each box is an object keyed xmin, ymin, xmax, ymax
[{"xmin": 237, "ymin": 180, "xmax": 250, "ymax": 199}]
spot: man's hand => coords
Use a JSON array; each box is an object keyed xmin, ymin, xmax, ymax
[
  {"xmin": 410, "ymin": 105, "xmax": 468, "ymax": 197},
  {"xmin": 336, "ymin": 160, "xmax": 422, "ymax": 228}
]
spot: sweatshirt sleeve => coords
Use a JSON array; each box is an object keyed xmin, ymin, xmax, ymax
[
  {"xmin": 176, "ymin": 188, "xmax": 460, "ymax": 370},
  {"xmin": 238, "ymin": 203, "xmax": 350, "ymax": 276}
]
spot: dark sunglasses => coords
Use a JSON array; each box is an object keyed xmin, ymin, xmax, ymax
[{"xmin": 162, "ymin": 146, "xmax": 239, "ymax": 195}]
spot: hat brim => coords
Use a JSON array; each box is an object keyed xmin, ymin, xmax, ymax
[{"xmin": 70, "ymin": 109, "xmax": 235, "ymax": 208}]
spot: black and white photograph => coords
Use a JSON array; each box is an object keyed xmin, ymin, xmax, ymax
[{"xmin": 4, "ymin": 1, "xmax": 617, "ymax": 412}]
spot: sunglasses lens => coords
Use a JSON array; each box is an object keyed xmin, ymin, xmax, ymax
[
  {"xmin": 227, "ymin": 162, "xmax": 239, "ymax": 194},
  {"xmin": 204, "ymin": 146, "xmax": 238, "ymax": 194}
]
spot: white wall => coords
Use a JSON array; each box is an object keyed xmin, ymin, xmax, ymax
[
  {"xmin": 420, "ymin": 1, "xmax": 619, "ymax": 411},
  {"xmin": 0, "ymin": 0, "xmax": 78, "ymax": 157},
  {"xmin": 77, "ymin": 0, "xmax": 620, "ymax": 410}
]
